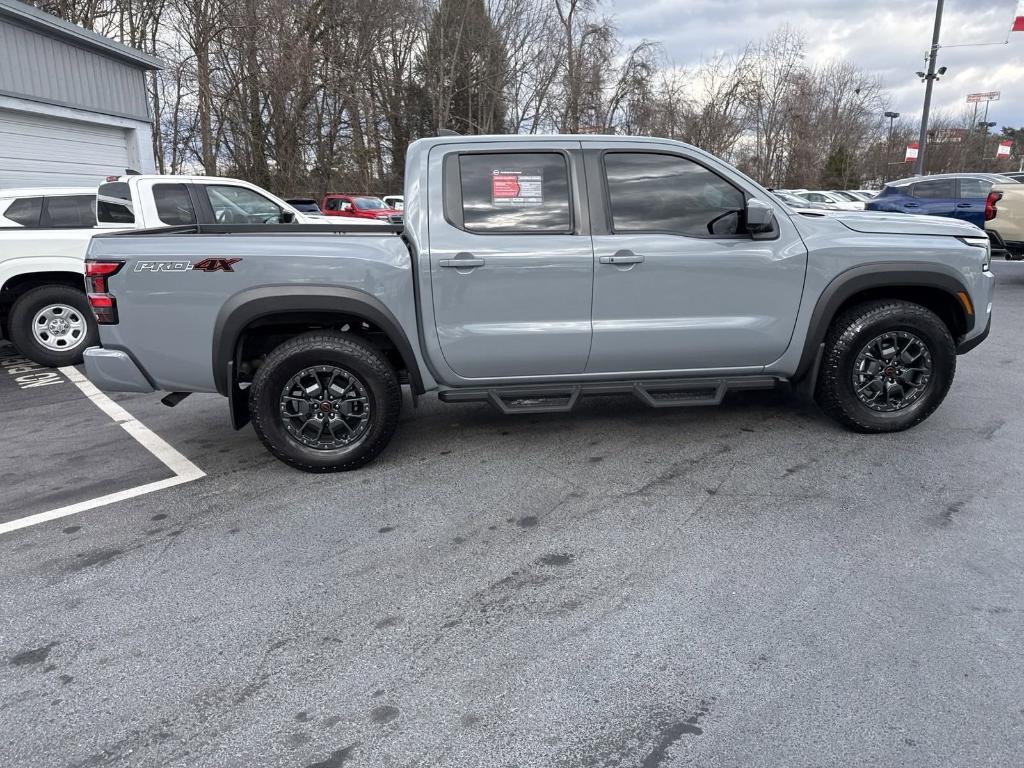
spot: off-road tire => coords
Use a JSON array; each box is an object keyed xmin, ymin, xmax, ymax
[
  {"xmin": 815, "ymin": 300, "xmax": 956, "ymax": 433},
  {"xmin": 8, "ymin": 284, "xmax": 98, "ymax": 367},
  {"xmin": 249, "ymin": 332, "xmax": 401, "ymax": 472}
]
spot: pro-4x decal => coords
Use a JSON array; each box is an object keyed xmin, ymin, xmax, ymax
[{"xmin": 135, "ymin": 258, "xmax": 241, "ymax": 273}]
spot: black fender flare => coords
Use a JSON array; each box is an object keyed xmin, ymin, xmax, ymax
[
  {"xmin": 212, "ymin": 285, "xmax": 425, "ymax": 396},
  {"xmin": 793, "ymin": 261, "xmax": 974, "ymax": 382}
]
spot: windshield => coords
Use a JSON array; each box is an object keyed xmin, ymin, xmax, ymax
[
  {"xmin": 354, "ymin": 197, "xmax": 387, "ymax": 210},
  {"xmin": 832, "ymin": 191, "xmax": 860, "ymax": 201}
]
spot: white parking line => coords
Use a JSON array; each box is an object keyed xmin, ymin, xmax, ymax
[{"xmin": 0, "ymin": 367, "xmax": 205, "ymax": 536}]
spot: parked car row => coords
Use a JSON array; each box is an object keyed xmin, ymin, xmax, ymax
[
  {"xmin": 773, "ymin": 189, "xmax": 879, "ymax": 211},
  {"xmin": 774, "ymin": 174, "xmax": 1023, "ymax": 260}
]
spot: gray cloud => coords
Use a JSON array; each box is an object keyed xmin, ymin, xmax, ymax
[{"xmin": 608, "ymin": 0, "xmax": 1024, "ymax": 129}]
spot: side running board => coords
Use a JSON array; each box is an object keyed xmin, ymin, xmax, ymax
[{"xmin": 437, "ymin": 376, "xmax": 780, "ymax": 415}]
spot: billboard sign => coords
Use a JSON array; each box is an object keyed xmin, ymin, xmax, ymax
[{"xmin": 967, "ymin": 91, "xmax": 1001, "ymax": 103}]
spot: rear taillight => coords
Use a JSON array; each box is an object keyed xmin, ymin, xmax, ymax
[
  {"xmin": 985, "ymin": 191, "xmax": 1003, "ymax": 221},
  {"xmin": 85, "ymin": 259, "xmax": 125, "ymax": 324}
]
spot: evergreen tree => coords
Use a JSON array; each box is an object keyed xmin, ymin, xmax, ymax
[
  {"xmin": 420, "ymin": 0, "xmax": 508, "ymax": 134},
  {"xmin": 820, "ymin": 144, "xmax": 858, "ymax": 188}
]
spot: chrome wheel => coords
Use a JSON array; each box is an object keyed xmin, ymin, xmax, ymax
[
  {"xmin": 31, "ymin": 304, "xmax": 87, "ymax": 352},
  {"xmin": 279, "ymin": 365, "xmax": 371, "ymax": 449},
  {"xmin": 852, "ymin": 331, "xmax": 933, "ymax": 412}
]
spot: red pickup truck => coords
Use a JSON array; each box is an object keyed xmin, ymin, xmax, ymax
[{"xmin": 320, "ymin": 194, "xmax": 402, "ymax": 223}]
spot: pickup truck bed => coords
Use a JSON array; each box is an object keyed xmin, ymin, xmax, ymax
[{"xmin": 83, "ymin": 134, "xmax": 995, "ymax": 471}]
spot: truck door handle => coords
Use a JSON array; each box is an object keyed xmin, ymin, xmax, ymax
[
  {"xmin": 599, "ymin": 251, "xmax": 644, "ymax": 265},
  {"xmin": 439, "ymin": 254, "xmax": 485, "ymax": 268},
  {"xmin": 903, "ymin": 203, "xmax": 920, "ymax": 208},
  {"xmin": 955, "ymin": 203, "xmax": 973, "ymax": 208}
]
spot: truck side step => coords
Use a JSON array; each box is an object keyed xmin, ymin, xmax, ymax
[{"xmin": 438, "ymin": 376, "xmax": 780, "ymax": 414}]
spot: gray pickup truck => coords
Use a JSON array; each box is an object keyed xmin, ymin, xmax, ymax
[{"xmin": 82, "ymin": 135, "xmax": 994, "ymax": 471}]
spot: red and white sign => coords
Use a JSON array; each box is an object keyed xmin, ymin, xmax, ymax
[
  {"xmin": 491, "ymin": 169, "xmax": 543, "ymax": 206},
  {"xmin": 1013, "ymin": 0, "xmax": 1024, "ymax": 32},
  {"xmin": 997, "ymin": 140, "xmax": 1013, "ymax": 159},
  {"xmin": 966, "ymin": 91, "xmax": 1001, "ymax": 103},
  {"xmin": 905, "ymin": 143, "xmax": 919, "ymax": 163}
]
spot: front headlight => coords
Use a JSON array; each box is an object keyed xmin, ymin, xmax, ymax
[{"xmin": 959, "ymin": 236, "xmax": 992, "ymax": 271}]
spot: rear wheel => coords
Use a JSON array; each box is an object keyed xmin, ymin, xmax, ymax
[
  {"xmin": 8, "ymin": 284, "xmax": 97, "ymax": 367},
  {"xmin": 815, "ymin": 300, "xmax": 956, "ymax": 433},
  {"xmin": 249, "ymin": 332, "xmax": 401, "ymax": 471}
]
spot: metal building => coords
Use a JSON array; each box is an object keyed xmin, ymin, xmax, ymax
[{"xmin": 0, "ymin": 0, "xmax": 160, "ymax": 188}]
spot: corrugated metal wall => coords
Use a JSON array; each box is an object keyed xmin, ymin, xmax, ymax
[{"xmin": 0, "ymin": 18, "xmax": 150, "ymax": 121}]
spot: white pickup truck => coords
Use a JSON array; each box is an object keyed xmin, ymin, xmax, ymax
[{"xmin": 0, "ymin": 175, "xmax": 328, "ymax": 366}]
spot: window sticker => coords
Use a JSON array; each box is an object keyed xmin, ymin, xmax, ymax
[{"xmin": 491, "ymin": 169, "xmax": 543, "ymax": 206}]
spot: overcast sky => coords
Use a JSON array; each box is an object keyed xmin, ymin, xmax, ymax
[{"xmin": 608, "ymin": 0, "xmax": 1024, "ymax": 129}]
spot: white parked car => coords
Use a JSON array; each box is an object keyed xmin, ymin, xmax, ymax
[
  {"xmin": 381, "ymin": 194, "xmax": 404, "ymax": 210},
  {"xmin": 0, "ymin": 176, "xmax": 322, "ymax": 366},
  {"xmin": 800, "ymin": 191, "xmax": 865, "ymax": 211}
]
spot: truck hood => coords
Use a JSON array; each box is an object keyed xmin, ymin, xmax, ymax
[{"xmin": 821, "ymin": 210, "xmax": 984, "ymax": 238}]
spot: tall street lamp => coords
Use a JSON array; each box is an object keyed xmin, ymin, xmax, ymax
[
  {"xmin": 884, "ymin": 111, "xmax": 900, "ymax": 182},
  {"xmin": 914, "ymin": 0, "xmax": 946, "ymax": 175},
  {"xmin": 979, "ymin": 121, "xmax": 997, "ymax": 169}
]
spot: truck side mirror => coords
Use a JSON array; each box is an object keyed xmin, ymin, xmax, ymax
[
  {"xmin": 746, "ymin": 198, "xmax": 777, "ymax": 240},
  {"xmin": 281, "ymin": 211, "xmax": 296, "ymax": 224}
]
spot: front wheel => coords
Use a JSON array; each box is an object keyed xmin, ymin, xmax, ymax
[
  {"xmin": 249, "ymin": 332, "xmax": 401, "ymax": 472},
  {"xmin": 815, "ymin": 300, "xmax": 956, "ymax": 433}
]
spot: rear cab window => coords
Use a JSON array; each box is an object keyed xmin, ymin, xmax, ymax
[
  {"xmin": 3, "ymin": 197, "xmax": 43, "ymax": 227},
  {"xmin": 449, "ymin": 151, "xmax": 572, "ymax": 233},
  {"xmin": 97, "ymin": 182, "xmax": 135, "ymax": 224},
  {"xmin": 603, "ymin": 152, "xmax": 746, "ymax": 237}
]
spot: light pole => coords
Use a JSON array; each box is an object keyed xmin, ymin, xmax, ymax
[
  {"xmin": 915, "ymin": 0, "xmax": 946, "ymax": 175},
  {"xmin": 884, "ymin": 111, "xmax": 900, "ymax": 183},
  {"xmin": 978, "ymin": 121, "xmax": 997, "ymax": 169}
]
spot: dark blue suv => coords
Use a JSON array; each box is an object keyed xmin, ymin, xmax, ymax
[{"xmin": 867, "ymin": 173, "xmax": 1019, "ymax": 228}]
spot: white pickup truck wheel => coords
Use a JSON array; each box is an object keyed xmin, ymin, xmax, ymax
[{"xmin": 8, "ymin": 285, "xmax": 98, "ymax": 368}]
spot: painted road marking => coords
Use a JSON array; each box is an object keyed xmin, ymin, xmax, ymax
[
  {"xmin": 0, "ymin": 367, "xmax": 205, "ymax": 536},
  {"xmin": 0, "ymin": 348, "xmax": 64, "ymax": 389}
]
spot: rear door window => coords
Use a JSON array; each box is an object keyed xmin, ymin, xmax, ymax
[
  {"xmin": 958, "ymin": 178, "xmax": 992, "ymax": 199},
  {"xmin": 911, "ymin": 179, "xmax": 956, "ymax": 199},
  {"xmin": 4, "ymin": 197, "xmax": 42, "ymax": 227},
  {"xmin": 456, "ymin": 152, "xmax": 572, "ymax": 233},
  {"xmin": 153, "ymin": 183, "xmax": 197, "ymax": 225},
  {"xmin": 41, "ymin": 195, "xmax": 96, "ymax": 227}
]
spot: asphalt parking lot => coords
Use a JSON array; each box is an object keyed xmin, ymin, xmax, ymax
[{"xmin": 2, "ymin": 263, "xmax": 1023, "ymax": 768}]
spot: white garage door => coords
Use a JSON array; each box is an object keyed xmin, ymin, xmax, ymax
[{"xmin": 0, "ymin": 109, "xmax": 131, "ymax": 189}]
